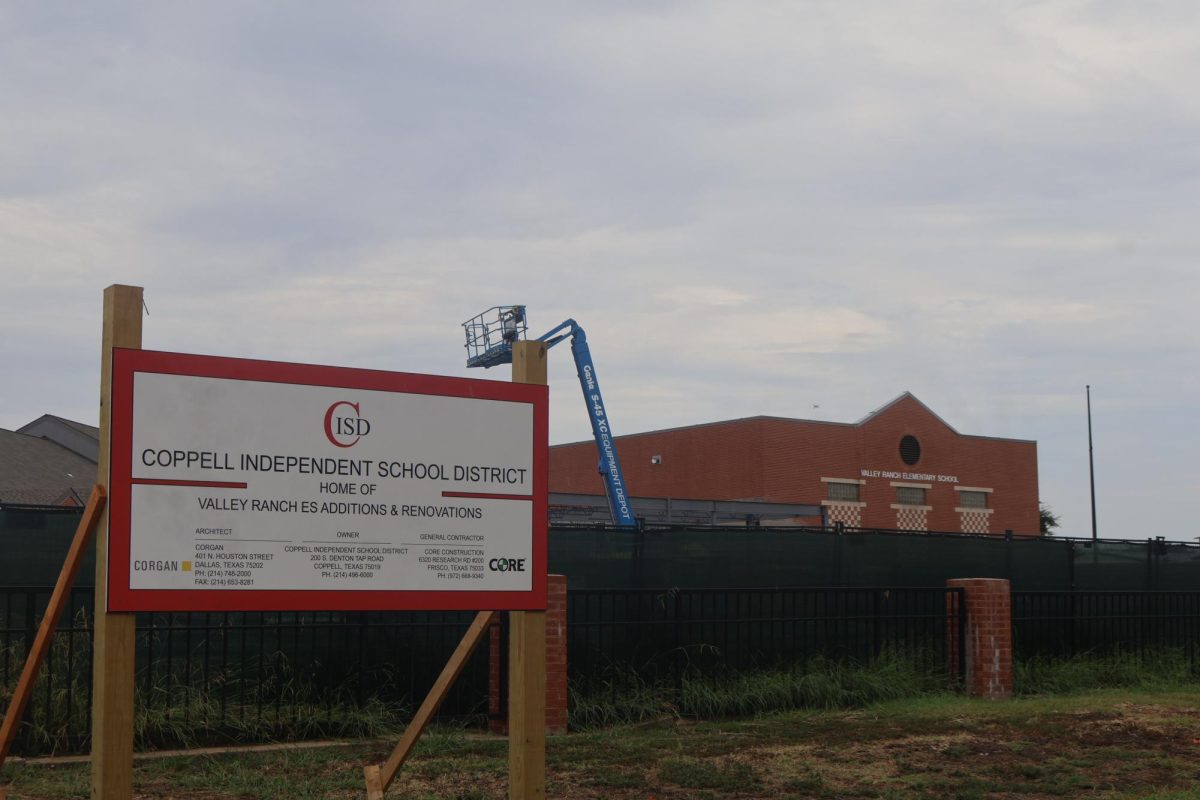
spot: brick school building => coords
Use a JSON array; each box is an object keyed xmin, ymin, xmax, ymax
[{"xmin": 549, "ymin": 392, "xmax": 1039, "ymax": 535}]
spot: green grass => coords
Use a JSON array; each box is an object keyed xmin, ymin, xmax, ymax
[
  {"xmin": 570, "ymin": 652, "xmax": 948, "ymax": 729},
  {"xmin": 580, "ymin": 764, "xmax": 647, "ymax": 789},
  {"xmin": 566, "ymin": 648, "xmax": 1200, "ymax": 731},
  {"xmin": 657, "ymin": 756, "xmax": 759, "ymax": 790},
  {"xmin": 6, "ymin": 689, "xmax": 1200, "ymax": 799},
  {"xmin": 1015, "ymin": 649, "xmax": 1198, "ymax": 695},
  {"xmin": 7, "ymin": 627, "xmax": 1200, "ymax": 767},
  {"xmin": 1, "ymin": 633, "xmax": 409, "ymax": 755},
  {"xmin": 681, "ymin": 654, "xmax": 942, "ymax": 716}
]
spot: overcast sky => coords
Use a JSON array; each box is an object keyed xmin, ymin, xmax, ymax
[{"xmin": 2, "ymin": 2, "xmax": 1196, "ymax": 539}]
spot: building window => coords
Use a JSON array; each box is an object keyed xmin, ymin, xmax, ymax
[
  {"xmin": 827, "ymin": 482, "xmax": 860, "ymax": 502},
  {"xmin": 899, "ymin": 435, "xmax": 921, "ymax": 465},
  {"xmin": 896, "ymin": 486, "xmax": 926, "ymax": 506},
  {"xmin": 958, "ymin": 490, "xmax": 988, "ymax": 509}
]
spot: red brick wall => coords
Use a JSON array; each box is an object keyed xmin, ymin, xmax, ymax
[
  {"xmin": 550, "ymin": 417, "xmax": 767, "ymax": 501},
  {"xmin": 549, "ymin": 395, "xmax": 1040, "ymax": 535},
  {"xmin": 947, "ymin": 578, "xmax": 1013, "ymax": 699}
]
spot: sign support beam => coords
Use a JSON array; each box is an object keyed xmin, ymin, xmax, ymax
[
  {"xmin": 92, "ymin": 284, "xmax": 143, "ymax": 800},
  {"xmin": 0, "ymin": 486, "xmax": 105, "ymax": 776},
  {"xmin": 509, "ymin": 340, "xmax": 547, "ymax": 800},
  {"xmin": 366, "ymin": 609, "xmax": 498, "ymax": 797}
]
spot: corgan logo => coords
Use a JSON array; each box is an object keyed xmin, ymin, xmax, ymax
[{"xmin": 323, "ymin": 401, "xmax": 371, "ymax": 448}]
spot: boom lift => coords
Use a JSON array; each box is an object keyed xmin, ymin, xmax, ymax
[{"xmin": 462, "ymin": 306, "xmax": 639, "ymax": 529}]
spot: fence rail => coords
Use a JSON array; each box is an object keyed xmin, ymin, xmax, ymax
[
  {"xmin": 566, "ymin": 587, "xmax": 965, "ymax": 700},
  {"xmin": 1012, "ymin": 591, "xmax": 1200, "ymax": 664},
  {"xmin": 1, "ymin": 587, "xmax": 492, "ymax": 755},
  {"xmin": 6, "ymin": 586, "xmax": 1200, "ymax": 756}
]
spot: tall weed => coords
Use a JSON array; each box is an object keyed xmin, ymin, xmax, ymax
[
  {"xmin": 1015, "ymin": 648, "xmax": 1197, "ymax": 695},
  {"xmin": 2, "ymin": 626, "xmax": 407, "ymax": 756},
  {"xmin": 569, "ymin": 652, "xmax": 945, "ymax": 730}
]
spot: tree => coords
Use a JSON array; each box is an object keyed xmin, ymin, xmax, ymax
[{"xmin": 1039, "ymin": 503, "xmax": 1060, "ymax": 535}]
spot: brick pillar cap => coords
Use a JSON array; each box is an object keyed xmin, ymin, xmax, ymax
[{"xmin": 946, "ymin": 578, "xmax": 1010, "ymax": 587}]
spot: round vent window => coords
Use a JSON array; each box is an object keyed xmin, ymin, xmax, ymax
[{"xmin": 899, "ymin": 435, "xmax": 921, "ymax": 466}]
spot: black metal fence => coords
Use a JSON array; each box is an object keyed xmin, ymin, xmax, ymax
[
  {"xmin": 0, "ymin": 587, "xmax": 492, "ymax": 756},
  {"xmin": 7, "ymin": 586, "xmax": 1200, "ymax": 756},
  {"xmin": 1012, "ymin": 591, "xmax": 1200, "ymax": 665},
  {"xmin": 567, "ymin": 587, "xmax": 964, "ymax": 699}
]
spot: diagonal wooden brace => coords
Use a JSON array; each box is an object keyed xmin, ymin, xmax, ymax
[
  {"xmin": 0, "ymin": 485, "xmax": 106, "ymax": 773},
  {"xmin": 365, "ymin": 609, "xmax": 498, "ymax": 798}
]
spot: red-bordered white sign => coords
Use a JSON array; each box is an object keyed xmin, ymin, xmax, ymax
[{"xmin": 108, "ymin": 349, "xmax": 548, "ymax": 612}]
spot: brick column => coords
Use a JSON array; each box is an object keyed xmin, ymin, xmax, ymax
[
  {"xmin": 544, "ymin": 575, "xmax": 568, "ymax": 734},
  {"xmin": 487, "ymin": 619, "xmax": 505, "ymax": 735},
  {"xmin": 489, "ymin": 574, "xmax": 569, "ymax": 734},
  {"xmin": 946, "ymin": 578, "xmax": 1012, "ymax": 699}
]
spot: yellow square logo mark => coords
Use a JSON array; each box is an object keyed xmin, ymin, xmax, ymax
[{"xmin": 181, "ymin": 561, "xmax": 192, "ymax": 572}]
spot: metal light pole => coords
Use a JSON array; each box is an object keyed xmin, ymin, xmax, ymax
[{"xmin": 1087, "ymin": 385, "xmax": 1098, "ymax": 542}]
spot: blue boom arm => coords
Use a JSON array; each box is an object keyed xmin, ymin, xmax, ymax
[{"xmin": 538, "ymin": 319, "xmax": 638, "ymax": 530}]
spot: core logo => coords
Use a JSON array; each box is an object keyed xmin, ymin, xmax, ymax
[
  {"xmin": 488, "ymin": 558, "xmax": 527, "ymax": 573},
  {"xmin": 323, "ymin": 401, "xmax": 371, "ymax": 448}
]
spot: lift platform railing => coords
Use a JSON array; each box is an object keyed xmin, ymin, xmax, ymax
[{"xmin": 461, "ymin": 306, "xmax": 527, "ymax": 369}]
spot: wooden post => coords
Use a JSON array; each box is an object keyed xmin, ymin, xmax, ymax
[
  {"xmin": 92, "ymin": 284, "xmax": 143, "ymax": 800},
  {"xmin": 0, "ymin": 486, "xmax": 105, "ymax": 772},
  {"xmin": 363, "ymin": 765, "xmax": 384, "ymax": 800},
  {"xmin": 509, "ymin": 340, "xmax": 546, "ymax": 800}
]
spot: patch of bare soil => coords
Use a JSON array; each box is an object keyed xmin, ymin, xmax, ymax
[
  {"xmin": 538, "ymin": 703, "xmax": 1200, "ymax": 800},
  {"xmin": 737, "ymin": 705, "xmax": 1200, "ymax": 800}
]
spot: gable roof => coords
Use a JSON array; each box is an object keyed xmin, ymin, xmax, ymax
[
  {"xmin": 855, "ymin": 391, "xmax": 959, "ymax": 433},
  {"xmin": 553, "ymin": 392, "xmax": 1035, "ymax": 448},
  {"xmin": 0, "ymin": 428, "xmax": 97, "ymax": 507},
  {"xmin": 17, "ymin": 413, "xmax": 98, "ymax": 437},
  {"xmin": 17, "ymin": 414, "xmax": 100, "ymax": 462},
  {"xmin": 55, "ymin": 416, "xmax": 99, "ymax": 438}
]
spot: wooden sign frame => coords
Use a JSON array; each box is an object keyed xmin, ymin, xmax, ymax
[{"xmin": 88, "ymin": 286, "xmax": 548, "ymax": 800}]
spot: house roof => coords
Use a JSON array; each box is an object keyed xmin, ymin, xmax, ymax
[
  {"xmin": 17, "ymin": 414, "xmax": 99, "ymax": 438},
  {"xmin": 17, "ymin": 414, "xmax": 100, "ymax": 462},
  {"xmin": 54, "ymin": 416, "xmax": 99, "ymax": 439},
  {"xmin": 0, "ymin": 427, "xmax": 97, "ymax": 507}
]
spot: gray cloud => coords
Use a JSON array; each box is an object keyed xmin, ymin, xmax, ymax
[{"xmin": 2, "ymin": 1, "xmax": 1196, "ymax": 538}]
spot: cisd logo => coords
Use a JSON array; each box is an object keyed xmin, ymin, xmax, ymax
[{"xmin": 323, "ymin": 401, "xmax": 371, "ymax": 448}]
